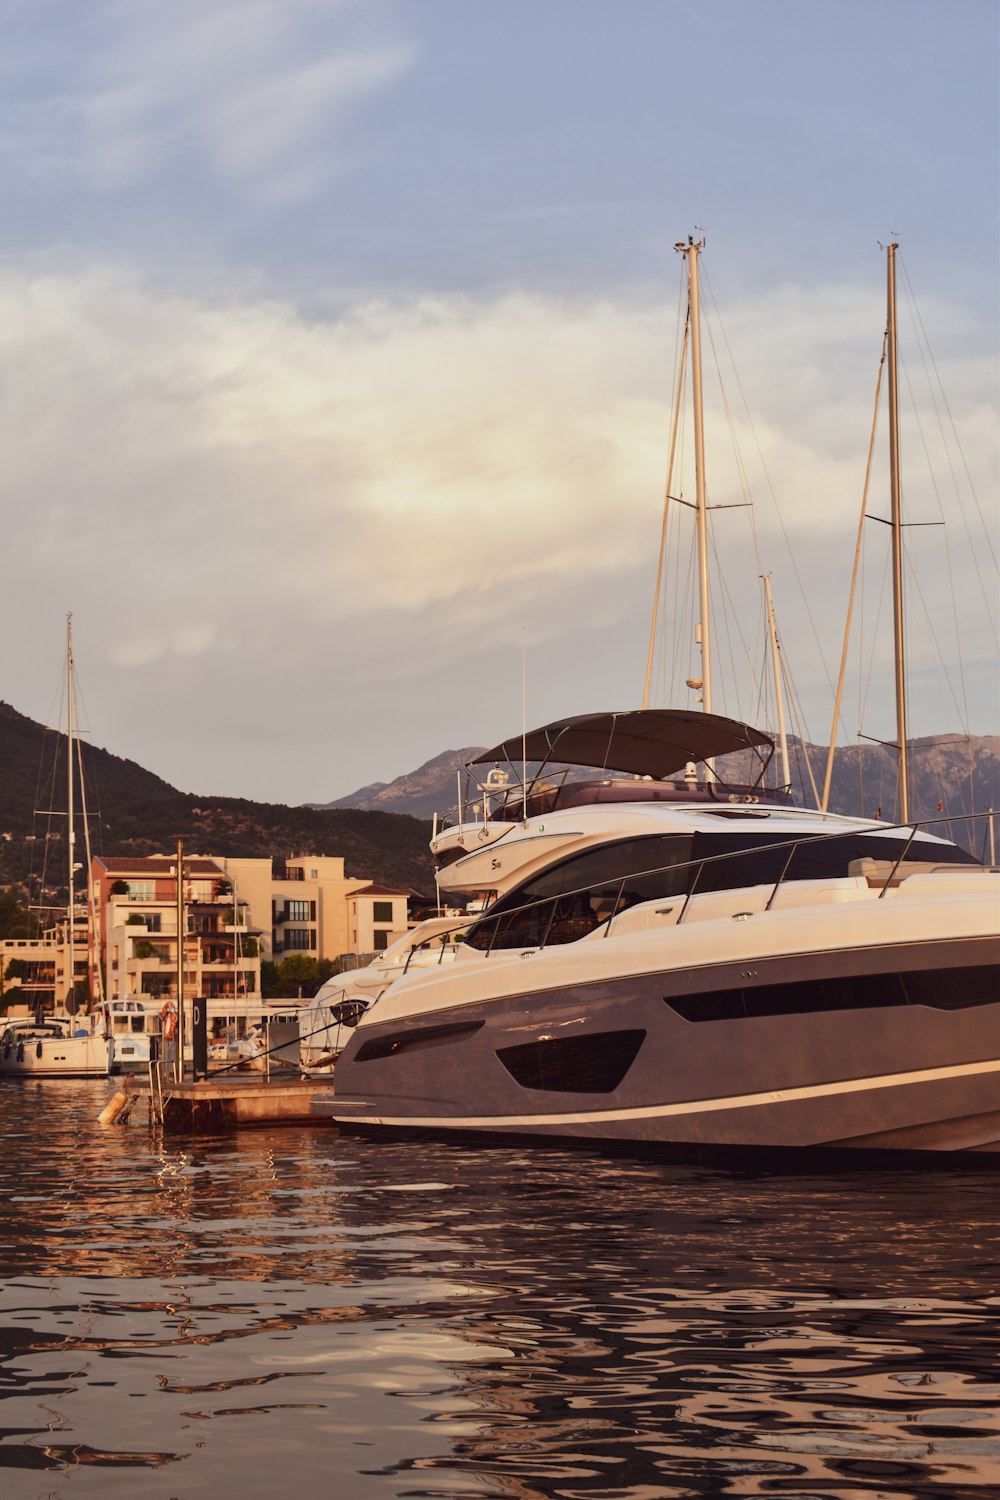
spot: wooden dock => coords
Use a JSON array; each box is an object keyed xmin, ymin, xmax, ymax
[{"xmin": 121, "ymin": 1074, "xmax": 333, "ymax": 1130}]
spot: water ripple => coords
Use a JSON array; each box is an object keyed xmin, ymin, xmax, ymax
[{"xmin": 1, "ymin": 1079, "xmax": 999, "ymax": 1497}]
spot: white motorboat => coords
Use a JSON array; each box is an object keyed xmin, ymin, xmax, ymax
[
  {"xmin": 323, "ymin": 709, "xmax": 998, "ymax": 1155},
  {"xmin": 104, "ymin": 998, "xmax": 161, "ymax": 1073},
  {"xmin": 209, "ymin": 1023, "xmax": 268, "ymax": 1068},
  {"xmin": 298, "ymin": 917, "xmax": 464, "ymax": 1075}
]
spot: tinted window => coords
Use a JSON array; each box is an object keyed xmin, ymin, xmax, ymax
[
  {"xmin": 354, "ymin": 1019, "xmax": 484, "ymax": 1061},
  {"xmin": 667, "ymin": 964, "xmax": 998, "ymax": 1022},
  {"xmin": 468, "ymin": 830, "xmax": 976, "ymax": 950},
  {"xmin": 497, "ymin": 1029, "xmax": 647, "ymax": 1092},
  {"xmin": 466, "ymin": 835, "xmax": 693, "ymax": 950},
  {"xmin": 690, "ymin": 831, "xmax": 975, "ymax": 892}
]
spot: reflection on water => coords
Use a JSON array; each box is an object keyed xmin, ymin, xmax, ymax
[{"xmin": 1, "ymin": 1080, "xmax": 999, "ymax": 1498}]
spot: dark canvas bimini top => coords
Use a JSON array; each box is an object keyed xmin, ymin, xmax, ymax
[{"xmin": 470, "ymin": 710, "xmax": 774, "ymax": 781}]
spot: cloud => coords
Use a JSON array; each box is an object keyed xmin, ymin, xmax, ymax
[
  {"xmin": 2, "ymin": 0, "xmax": 413, "ymax": 197},
  {"xmin": 0, "ymin": 262, "xmax": 994, "ymax": 800}
]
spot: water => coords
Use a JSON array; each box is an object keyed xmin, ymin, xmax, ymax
[{"xmin": 2, "ymin": 1082, "xmax": 999, "ymax": 1499}]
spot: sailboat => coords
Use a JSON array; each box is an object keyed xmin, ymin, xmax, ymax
[
  {"xmin": 318, "ymin": 241, "xmax": 998, "ymax": 1157},
  {"xmin": 0, "ymin": 617, "xmax": 112, "ymax": 1079}
]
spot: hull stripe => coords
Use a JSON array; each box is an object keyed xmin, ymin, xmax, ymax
[{"xmin": 334, "ymin": 1054, "xmax": 1000, "ymax": 1130}]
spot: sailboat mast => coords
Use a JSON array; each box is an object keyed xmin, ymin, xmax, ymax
[
  {"xmin": 65, "ymin": 613, "xmax": 76, "ymax": 1010},
  {"xmin": 762, "ymin": 575, "xmax": 791, "ymax": 787},
  {"xmin": 678, "ymin": 236, "xmax": 713, "ymax": 713},
  {"xmin": 886, "ymin": 243, "xmax": 909, "ymax": 822}
]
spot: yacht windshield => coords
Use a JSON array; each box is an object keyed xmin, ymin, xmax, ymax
[{"xmin": 465, "ymin": 830, "xmax": 976, "ymax": 951}]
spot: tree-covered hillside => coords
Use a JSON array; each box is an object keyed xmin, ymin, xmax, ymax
[{"xmin": 0, "ymin": 701, "xmax": 435, "ymax": 901}]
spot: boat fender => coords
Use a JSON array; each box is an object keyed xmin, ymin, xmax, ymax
[
  {"xmin": 2, "ymin": 1043, "xmax": 9, "ymax": 1060},
  {"xmin": 98, "ymin": 1091, "xmax": 128, "ymax": 1125},
  {"xmin": 36, "ymin": 1040, "xmax": 43, "ymax": 1059},
  {"xmin": 16, "ymin": 1043, "xmax": 24, "ymax": 1062},
  {"xmin": 160, "ymin": 1002, "xmax": 177, "ymax": 1042}
]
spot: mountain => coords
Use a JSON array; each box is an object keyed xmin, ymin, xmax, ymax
[
  {"xmin": 316, "ymin": 747, "xmax": 487, "ymax": 819},
  {"xmin": 324, "ymin": 730, "xmax": 1000, "ymax": 855},
  {"xmin": 0, "ymin": 701, "xmax": 435, "ymax": 898}
]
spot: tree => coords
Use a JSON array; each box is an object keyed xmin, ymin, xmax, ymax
[
  {"xmin": 260, "ymin": 954, "xmax": 335, "ymax": 998},
  {"xmin": 277, "ymin": 954, "xmax": 320, "ymax": 996},
  {"xmin": 0, "ymin": 888, "xmax": 34, "ymax": 939}
]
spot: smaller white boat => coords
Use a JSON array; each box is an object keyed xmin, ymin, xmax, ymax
[
  {"xmin": 0, "ymin": 1012, "xmax": 112, "ymax": 1079},
  {"xmin": 104, "ymin": 998, "xmax": 161, "ymax": 1073},
  {"xmin": 209, "ymin": 1023, "xmax": 268, "ymax": 1068},
  {"xmin": 298, "ymin": 917, "xmax": 464, "ymax": 1075}
]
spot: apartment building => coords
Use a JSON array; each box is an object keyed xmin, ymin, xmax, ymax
[
  {"xmin": 91, "ymin": 855, "xmax": 261, "ymax": 1004},
  {"xmin": 263, "ymin": 856, "xmax": 409, "ymax": 963},
  {"xmin": 91, "ymin": 853, "xmax": 410, "ymax": 994},
  {"xmin": 2, "ymin": 852, "xmax": 411, "ymax": 1014},
  {"xmin": 0, "ymin": 911, "xmax": 90, "ymax": 1012}
]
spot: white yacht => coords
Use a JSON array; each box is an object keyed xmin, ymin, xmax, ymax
[
  {"xmin": 322, "ymin": 239, "xmax": 998, "ymax": 1157},
  {"xmin": 0, "ymin": 1011, "xmax": 113, "ymax": 1079},
  {"xmin": 321, "ymin": 708, "xmax": 998, "ymax": 1155}
]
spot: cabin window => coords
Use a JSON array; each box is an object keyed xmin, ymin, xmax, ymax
[
  {"xmin": 465, "ymin": 830, "xmax": 977, "ymax": 951},
  {"xmin": 355, "ymin": 1019, "xmax": 484, "ymax": 1061},
  {"xmin": 666, "ymin": 963, "xmax": 998, "ymax": 1022},
  {"xmin": 466, "ymin": 835, "xmax": 694, "ymax": 950},
  {"xmin": 496, "ymin": 1029, "xmax": 646, "ymax": 1092},
  {"xmin": 686, "ymin": 830, "xmax": 976, "ymax": 893}
]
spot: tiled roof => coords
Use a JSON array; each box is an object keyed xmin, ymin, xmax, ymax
[
  {"xmin": 349, "ymin": 883, "xmax": 410, "ymax": 897},
  {"xmin": 95, "ymin": 856, "xmax": 224, "ymax": 876}
]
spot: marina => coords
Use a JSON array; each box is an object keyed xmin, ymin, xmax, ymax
[{"xmin": 0, "ymin": 8, "xmax": 996, "ymax": 1500}]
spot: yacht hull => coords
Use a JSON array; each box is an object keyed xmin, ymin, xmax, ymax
[
  {"xmin": 0, "ymin": 1033, "xmax": 112, "ymax": 1079},
  {"xmin": 329, "ymin": 919, "xmax": 1000, "ymax": 1155}
]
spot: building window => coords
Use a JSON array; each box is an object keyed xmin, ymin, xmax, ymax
[
  {"xmin": 128, "ymin": 881, "xmax": 154, "ymax": 901},
  {"xmin": 285, "ymin": 928, "xmax": 311, "ymax": 950},
  {"xmin": 288, "ymin": 899, "xmax": 309, "ymax": 922},
  {"xmin": 373, "ymin": 901, "xmax": 394, "ymax": 923},
  {"xmin": 373, "ymin": 930, "xmax": 389, "ymax": 951}
]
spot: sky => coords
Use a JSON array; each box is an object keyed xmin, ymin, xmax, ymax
[{"xmin": 1, "ymin": 0, "xmax": 997, "ymax": 805}]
